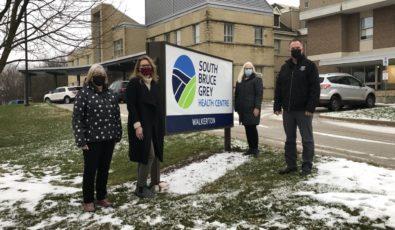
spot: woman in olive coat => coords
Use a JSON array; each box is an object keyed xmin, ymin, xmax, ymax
[
  {"xmin": 126, "ymin": 55, "xmax": 164, "ymax": 198},
  {"xmin": 234, "ymin": 62, "xmax": 263, "ymax": 157}
]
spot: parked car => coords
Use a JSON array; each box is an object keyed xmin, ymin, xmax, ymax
[
  {"xmin": 44, "ymin": 86, "xmax": 82, "ymax": 104},
  {"xmin": 8, "ymin": 99, "xmax": 24, "ymax": 105},
  {"xmin": 319, "ymin": 73, "xmax": 376, "ymax": 111},
  {"xmin": 108, "ymin": 80, "xmax": 128, "ymax": 103}
]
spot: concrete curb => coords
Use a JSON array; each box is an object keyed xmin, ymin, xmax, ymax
[{"xmin": 318, "ymin": 114, "xmax": 395, "ymax": 127}]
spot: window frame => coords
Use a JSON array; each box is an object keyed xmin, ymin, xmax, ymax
[
  {"xmin": 360, "ymin": 16, "xmax": 373, "ymax": 40},
  {"xmin": 254, "ymin": 27, "xmax": 263, "ymax": 46},
  {"xmin": 274, "ymin": 39, "xmax": 280, "ymax": 55},
  {"xmin": 176, "ymin": 30, "xmax": 181, "ymax": 45},
  {"xmin": 274, "ymin": 14, "xmax": 280, "ymax": 28},
  {"xmin": 113, "ymin": 39, "xmax": 124, "ymax": 58},
  {"xmin": 224, "ymin": 23, "xmax": 234, "ymax": 43},
  {"xmin": 193, "ymin": 24, "xmax": 200, "ymax": 44}
]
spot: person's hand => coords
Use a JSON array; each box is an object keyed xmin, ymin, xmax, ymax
[
  {"xmin": 253, "ymin": 108, "xmax": 260, "ymax": 117},
  {"xmin": 274, "ymin": 110, "xmax": 282, "ymax": 116},
  {"xmin": 135, "ymin": 127, "xmax": 143, "ymax": 140},
  {"xmin": 81, "ymin": 145, "xmax": 89, "ymax": 150},
  {"xmin": 305, "ymin": 111, "xmax": 314, "ymax": 117}
]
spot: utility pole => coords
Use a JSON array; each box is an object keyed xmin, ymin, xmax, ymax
[{"xmin": 24, "ymin": 6, "xmax": 29, "ymax": 106}]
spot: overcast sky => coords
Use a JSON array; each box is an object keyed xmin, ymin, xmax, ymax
[{"xmin": 104, "ymin": 0, "xmax": 300, "ymax": 25}]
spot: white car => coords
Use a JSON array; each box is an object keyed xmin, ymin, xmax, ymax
[
  {"xmin": 44, "ymin": 86, "xmax": 82, "ymax": 104},
  {"xmin": 319, "ymin": 73, "xmax": 376, "ymax": 111}
]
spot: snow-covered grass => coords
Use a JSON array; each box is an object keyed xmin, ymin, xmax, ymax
[
  {"xmin": 1, "ymin": 104, "xmax": 395, "ymax": 229},
  {"xmin": 321, "ymin": 105, "xmax": 395, "ymax": 122}
]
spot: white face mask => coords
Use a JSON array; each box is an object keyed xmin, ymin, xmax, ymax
[{"xmin": 244, "ymin": 68, "xmax": 253, "ymax": 77}]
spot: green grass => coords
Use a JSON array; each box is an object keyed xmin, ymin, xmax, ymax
[{"xmin": 0, "ymin": 104, "xmax": 389, "ymax": 229}]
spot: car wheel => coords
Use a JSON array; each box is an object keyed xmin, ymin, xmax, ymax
[
  {"xmin": 45, "ymin": 98, "xmax": 51, "ymax": 104},
  {"xmin": 64, "ymin": 96, "xmax": 71, "ymax": 104},
  {"xmin": 329, "ymin": 96, "xmax": 342, "ymax": 111},
  {"xmin": 365, "ymin": 94, "xmax": 375, "ymax": 108}
]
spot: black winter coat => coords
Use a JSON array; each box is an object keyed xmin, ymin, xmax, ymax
[
  {"xmin": 72, "ymin": 83, "xmax": 122, "ymax": 147},
  {"xmin": 126, "ymin": 77, "xmax": 164, "ymax": 164},
  {"xmin": 235, "ymin": 73, "xmax": 263, "ymax": 125},
  {"xmin": 274, "ymin": 56, "xmax": 320, "ymax": 113}
]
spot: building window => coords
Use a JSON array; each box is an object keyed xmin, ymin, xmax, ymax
[
  {"xmin": 304, "ymin": 0, "xmax": 309, "ymax": 8},
  {"xmin": 360, "ymin": 16, "xmax": 373, "ymax": 40},
  {"xmin": 274, "ymin": 14, "xmax": 280, "ymax": 28},
  {"xmin": 193, "ymin": 24, "xmax": 200, "ymax": 44},
  {"xmin": 175, "ymin": 30, "xmax": 181, "ymax": 45},
  {"xmin": 113, "ymin": 39, "xmax": 123, "ymax": 58},
  {"xmin": 254, "ymin": 27, "xmax": 263, "ymax": 45},
  {"xmin": 224, "ymin": 23, "xmax": 233, "ymax": 43},
  {"xmin": 86, "ymin": 55, "xmax": 90, "ymax": 64},
  {"xmin": 164, "ymin": 33, "xmax": 170, "ymax": 42},
  {"xmin": 274, "ymin": 39, "xmax": 280, "ymax": 55}
]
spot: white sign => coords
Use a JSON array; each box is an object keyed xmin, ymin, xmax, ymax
[
  {"xmin": 383, "ymin": 57, "xmax": 388, "ymax": 67},
  {"xmin": 165, "ymin": 44, "xmax": 233, "ymax": 133},
  {"xmin": 383, "ymin": 71, "xmax": 388, "ymax": 81}
]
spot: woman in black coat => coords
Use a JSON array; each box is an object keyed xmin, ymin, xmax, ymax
[
  {"xmin": 72, "ymin": 64, "xmax": 122, "ymax": 212},
  {"xmin": 126, "ymin": 55, "xmax": 165, "ymax": 198},
  {"xmin": 234, "ymin": 62, "xmax": 263, "ymax": 157}
]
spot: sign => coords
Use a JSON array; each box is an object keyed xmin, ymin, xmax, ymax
[
  {"xmin": 383, "ymin": 57, "xmax": 388, "ymax": 67},
  {"xmin": 383, "ymin": 70, "xmax": 388, "ymax": 81},
  {"xmin": 165, "ymin": 44, "xmax": 233, "ymax": 133}
]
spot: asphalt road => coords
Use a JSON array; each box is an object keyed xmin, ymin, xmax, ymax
[
  {"xmin": 57, "ymin": 102, "xmax": 395, "ymax": 169},
  {"xmin": 212, "ymin": 103, "xmax": 395, "ymax": 170}
]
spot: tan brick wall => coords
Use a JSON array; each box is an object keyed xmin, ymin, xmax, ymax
[
  {"xmin": 374, "ymin": 5, "xmax": 395, "ymax": 49},
  {"xmin": 124, "ymin": 27, "xmax": 146, "ymax": 55},
  {"xmin": 308, "ymin": 15, "xmax": 343, "ymax": 55},
  {"xmin": 147, "ymin": 6, "xmax": 275, "ymax": 100},
  {"xmin": 300, "ymin": 0, "xmax": 342, "ymax": 11}
]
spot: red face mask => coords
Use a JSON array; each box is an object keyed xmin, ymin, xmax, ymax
[{"xmin": 140, "ymin": 66, "xmax": 153, "ymax": 76}]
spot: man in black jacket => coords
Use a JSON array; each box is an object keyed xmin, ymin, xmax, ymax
[{"xmin": 273, "ymin": 38, "xmax": 320, "ymax": 176}]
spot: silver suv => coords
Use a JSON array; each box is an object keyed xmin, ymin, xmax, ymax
[
  {"xmin": 319, "ymin": 73, "xmax": 375, "ymax": 111},
  {"xmin": 44, "ymin": 86, "xmax": 82, "ymax": 104}
]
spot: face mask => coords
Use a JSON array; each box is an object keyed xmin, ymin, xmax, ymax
[
  {"xmin": 291, "ymin": 48, "xmax": 302, "ymax": 59},
  {"xmin": 92, "ymin": 76, "xmax": 105, "ymax": 86},
  {"xmin": 244, "ymin": 68, "xmax": 253, "ymax": 77},
  {"xmin": 140, "ymin": 67, "xmax": 153, "ymax": 76}
]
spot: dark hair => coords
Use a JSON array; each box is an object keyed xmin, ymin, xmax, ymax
[{"xmin": 289, "ymin": 38, "xmax": 303, "ymax": 45}]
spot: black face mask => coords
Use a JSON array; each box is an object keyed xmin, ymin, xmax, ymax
[
  {"xmin": 291, "ymin": 49, "xmax": 302, "ymax": 59},
  {"xmin": 92, "ymin": 76, "xmax": 105, "ymax": 86}
]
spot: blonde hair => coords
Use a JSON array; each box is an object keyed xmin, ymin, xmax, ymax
[
  {"xmin": 237, "ymin": 61, "xmax": 256, "ymax": 83},
  {"xmin": 130, "ymin": 55, "xmax": 159, "ymax": 82},
  {"xmin": 85, "ymin": 64, "xmax": 108, "ymax": 85}
]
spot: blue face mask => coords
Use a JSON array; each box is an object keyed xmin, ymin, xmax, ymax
[{"xmin": 244, "ymin": 68, "xmax": 253, "ymax": 77}]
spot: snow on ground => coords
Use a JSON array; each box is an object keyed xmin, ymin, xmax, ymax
[
  {"xmin": 161, "ymin": 152, "xmax": 249, "ymax": 194},
  {"xmin": 322, "ymin": 120, "xmax": 395, "ymax": 134},
  {"xmin": 0, "ymin": 163, "xmax": 79, "ymax": 212},
  {"xmin": 296, "ymin": 157, "xmax": 395, "ymax": 228},
  {"xmin": 1, "ymin": 154, "xmax": 395, "ymax": 228}
]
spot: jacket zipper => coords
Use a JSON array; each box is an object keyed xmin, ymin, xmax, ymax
[{"xmin": 287, "ymin": 69, "xmax": 294, "ymax": 111}]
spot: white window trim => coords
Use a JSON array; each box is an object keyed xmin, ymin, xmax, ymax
[{"xmin": 224, "ymin": 23, "xmax": 233, "ymax": 43}]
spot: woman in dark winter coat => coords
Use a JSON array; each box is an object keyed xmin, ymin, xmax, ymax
[
  {"xmin": 126, "ymin": 55, "xmax": 165, "ymax": 198},
  {"xmin": 234, "ymin": 62, "xmax": 264, "ymax": 157},
  {"xmin": 72, "ymin": 64, "xmax": 122, "ymax": 212}
]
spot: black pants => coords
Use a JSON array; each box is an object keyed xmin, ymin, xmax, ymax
[
  {"xmin": 244, "ymin": 125, "xmax": 258, "ymax": 150},
  {"xmin": 282, "ymin": 111, "xmax": 314, "ymax": 171},
  {"xmin": 82, "ymin": 140, "xmax": 115, "ymax": 203}
]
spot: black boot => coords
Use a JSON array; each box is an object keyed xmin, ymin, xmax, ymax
[{"xmin": 243, "ymin": 149, "xmax": 253, "ymax": 156}]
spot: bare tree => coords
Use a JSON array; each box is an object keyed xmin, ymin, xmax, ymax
[
  {"xmin": 0, "ymin": 0, "xmax": 103, "ymax": 74},
  {"xmin": 0, "ymin": 64, "xmax": 24, "ymax": 104}
]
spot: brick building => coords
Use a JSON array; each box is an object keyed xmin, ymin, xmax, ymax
[{"xmin": 300, "ymin": 0, "xmax": 395, "ymax": 96}]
